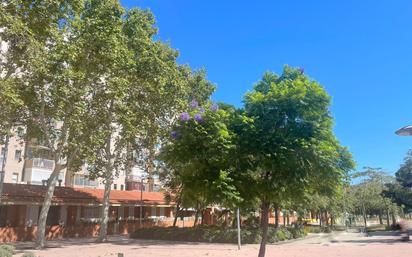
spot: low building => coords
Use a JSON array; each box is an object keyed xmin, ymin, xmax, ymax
[{"xmin": 0, "ymin": 183, "xmax": 196, "ymax": 242}]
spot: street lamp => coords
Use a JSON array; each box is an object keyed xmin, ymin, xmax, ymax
[{"xmin": 395, "ymin": 125, "xmax": 412, "ymax": 136}]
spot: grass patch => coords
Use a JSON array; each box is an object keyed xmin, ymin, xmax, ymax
[{"xmin": 0, "ymin": 245, "xmax": 15, "ymax": 257}]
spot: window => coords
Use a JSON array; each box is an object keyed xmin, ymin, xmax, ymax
[
  {"xmin": 14, "ymin": 150, "xmax": 22, "ymax": 161},
  {"xmin": 82, "ymin": 207, "xmax": 101, "ymax": 220},
  {"xmin": 12, "ymin": 173, "xmax": 18, "ymax": 183},
  {"xmin": 120, "ymin": 184, "xmax": 124, "ymax": 190},
  {"xmin": 73, "ymin": 174, "xmax": 98, "ymax": 187},
  {"xmin": 113, "ymin": 184, "xmax": 117, "ymax": 190}
]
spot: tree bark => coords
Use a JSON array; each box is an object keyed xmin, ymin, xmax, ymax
[
  {"xmin": 391, "ymin": 212, "xmax": 396, "ymax": 225},
  {"xmin": 319, "ymin": 213, "xmax": 322, "ymax": 227},
  {"xmin": 97, "ymin": 177, "xmax": 112, "ymax": 242},
  {"xmin": 274, "ymin": 204, "xmax": 279, "ymax": 228},
  {"xmin": 258, "ymin": 201, "xmax": 270, "ymax": 257},
  {"xmin": 194, "ymin": 205, "xmax": 200, "ymax": 227},
  {"xmin": 173, "ymin": 202, "xmax": 181, "ymax": 227},
  {"xmin": 35, "ymin": 165, "xmax": 62, "ymax": 249},
  {"xmin": 378, "ymin": 210, "xmax": 383, "ymax": 225},
  {"xmin": 386, "ymin": 209, "xmax": 390, "ymax": 227},
  {"xmin": 287, "ymin": 213, "xmax": 290, "ymax": 226},
  {"xmin": 283, "ymin": 212, "xmax": 286, "ymax": 226},
  {"xmin": 325, "ymin": 211, "xmax": 329, "ymax": 226},
  {"xmin": 362, "ymin": 208, "xmax": 367, "ymax": 230}
]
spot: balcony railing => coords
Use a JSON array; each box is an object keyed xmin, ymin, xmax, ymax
[
  {"xmin": 32, "ymin": 158, "xmax": 55, "ymax": 170},
  {"xmin": 126, "ymin": 174, "xmax": 144, "ymax": 182}
]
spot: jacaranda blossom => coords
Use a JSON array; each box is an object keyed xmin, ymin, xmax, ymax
[
  {"xmin": 180, "ymin": 112, "xmax": 190, "ymax": 121},
  {"xmin": 211, "ymin": 103, "xmax": 219, "ymax": 112},
  {"xmin": 190, "ymin": 100, "xmax": 199, "ymax": 108},
  {"xmin": 298, "ymin": 67, "xmax": 304, "ymax": 74},
  {"xmin": 194, "ymin": 113, "xmax": 203, "ymax": 122},
  {"xmin": 170, "ymin": 131, "xmax": 180, "ymax": 140},
  {"xmin": 199, "ymin": 107, "xmax": 205, "ymax": 113}
]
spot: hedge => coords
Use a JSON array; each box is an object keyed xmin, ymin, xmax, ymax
[{"xmin": 130, "ymin": 225, "xmax": 306, "ymax": 244}]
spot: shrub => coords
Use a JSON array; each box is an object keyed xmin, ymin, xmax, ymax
[
  {"xmin": 131, "ymin": 226, "xmax": 305, "ymax": 244},
  {"xmin": 304, "ymin": 226, "xmax": 332, "ymax": 234},
  {"xmin": 0, "ymin": 245, "xmax": 15, "ymax": 257}
]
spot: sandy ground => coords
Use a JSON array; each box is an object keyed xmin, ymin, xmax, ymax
[{"xmin": 11, "ymin": 230, "xmax": 411, "ymax": 257}]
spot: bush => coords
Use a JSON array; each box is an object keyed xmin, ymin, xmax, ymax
[
  {"xmin": 130, "ymin": 226, "xmax": 305, "ymax": 244},
  {"xmin": 304, "ymin": 226, "xmax": 332, "ymax": 234},
  {"xmin": 390, "ymin": 223, "xmax": 402, "ymax": 231},
  {"xmin": 0, "ymin": 245, "xmax": 15, "ymax": 257}
]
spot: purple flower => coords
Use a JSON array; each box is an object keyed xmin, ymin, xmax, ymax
[
  {"xmin": 190, "ymin": 100, "xmax": 199, "ymax": 109},
  {"xmin": 199, "ymin": 107, "xmax": 205, "ymax": 113},
  {"xmin": 298, "ymin": 67, "xmax": 304, "ymax": 74},
  {"xmin": 180, "ymin": 112, "xmax": 190, "ymax": 121},
  {"xmin": 170, "ymin": 131, "xmax": 180, "ymax": 140},
  {"xmin": 210, "ymin": 103, "xmax": 219, "ymax": 112},
  {"xmin": 194, "ymin": 113, "xmax": 203, "ymax": 122}
]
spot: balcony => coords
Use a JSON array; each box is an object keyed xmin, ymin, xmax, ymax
[
  {"xmin": 24, "ymin": 158, "xmax": 62, "ymax": 185},
  {"xmin": 28, "ymin": 158, "xmax": 55, "ymax": 170},
  {"xmin": 126, "ymin": 174, "xmax": 144, "ymax": 182}
]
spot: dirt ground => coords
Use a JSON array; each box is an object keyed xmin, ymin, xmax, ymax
[{"xmin": 11, "ymin": 230, "xmax": 411, "ymax": 257}]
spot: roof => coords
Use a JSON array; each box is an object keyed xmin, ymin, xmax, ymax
[{"xmin": 0, "ymin": 183, "xmax": 169, "ymax": 206}]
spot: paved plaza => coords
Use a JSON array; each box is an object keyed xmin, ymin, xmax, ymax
[{"xmin": 12, "ymin": 230, "xmax": 411, "ymax": 257}]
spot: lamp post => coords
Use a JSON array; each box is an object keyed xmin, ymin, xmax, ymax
[{"xmin": 395, "ymin": 125, "xmax": 412, "ymax": 136}]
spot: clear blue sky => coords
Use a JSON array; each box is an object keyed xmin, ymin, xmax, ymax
[{"xmin": 122, "ymin": 0, "xmax": 412, "ymax": 174}]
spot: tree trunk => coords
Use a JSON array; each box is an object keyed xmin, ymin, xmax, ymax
[
  {"xmin": 283, "ymin": 212, "xmax": 286, "ymax": 226},
  {"xmin": 258, "ymin": 201, "xmax": 270, "ymax": 257},
  {"xmin": 378, "ymin": 210, "xmax": 383, "ymax": 225},
  {"xmin": 194, "ymin": 205, "xmax": 200, "ymax": 227},
  {"xmin": 173, "ymin": 202, "xmax": 181, "ymax": 227},
  {"xmin": 391, "ymin": 212, "xmax": 396, "ymax": 225},
  {"xmin": 274, "ymin": 204, "xmax": 279, "ymax": 228},
  {"xmin": 319, "ymin": 213, "xmax": 322, "ymax": 227},
  {"xmin": 201, "ymin": 209, "xmax": 205, "ymax": 225},
  {"xmin": 362, "ymin": 210, "xmax": 367, "ymax": 230},
  {"xmin": 325, "ymin": 211, "xmax": 329, "ymax": 226},
  {"xmin": 386, "ymin": 209, "xmax": 390, "ymax": 227},
  {"xmin": 287, "ymin": 213, "xmax": 290, "ymax": 226},
  {"xmin": 97, "ymin": 177, "xmax": 113, "ymax": 242},
  {"xmin": 35, "ymin": 165, "xmax": 62, "ymax": 249}
]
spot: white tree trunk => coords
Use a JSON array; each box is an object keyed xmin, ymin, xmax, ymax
[
  {"xmin": 97, "ymin": 177, "xmax": 113, "ymax": 242},
  {"xmin": 36, "ymin": 166, "xmax": 62, "ymax": 249}
]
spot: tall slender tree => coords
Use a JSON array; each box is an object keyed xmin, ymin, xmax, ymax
[{"xmin": 235, "ymin": 67, "xmax": 354, "ymax": 257}]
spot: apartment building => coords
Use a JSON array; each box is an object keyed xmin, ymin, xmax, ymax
[
  {"xmin": 0, "ymin": 133, "xmax": 195, "ymax": 243},
  {"xmin": 0, "ymin": 131, "xmax": 160, "ymax": 191}
]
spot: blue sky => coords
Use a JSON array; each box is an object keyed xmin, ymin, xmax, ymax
[{"xmin": 122, "ymin": 0, "xmax": 412, "ymax": 174}]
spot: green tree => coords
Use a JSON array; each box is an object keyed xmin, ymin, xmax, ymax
[
  {"xmin": 235, "ymin": 67, "xmax": 353, "ymax": 257},
  {"xmin": 160, "ymin": 102, "xmax": 241, "ymax": 226},
  {"xmin": 69, "ymin": 2, "xmax": 204, "ymax": 241},
  {"xmin": 349, "ymin": 168, "xmax": 397, "ymax": 229},
  {"xmin": 384, "ymin": 151, "xmax": 412, "ymax": 213},
  {"xmin": 0, "ymin": 0, "xmax": 88, "ymax": 248}
]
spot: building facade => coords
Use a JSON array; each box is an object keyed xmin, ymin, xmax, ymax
[{"xmin": 0, "ymin": 131, "xmax": 160, "ymax": 191}]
